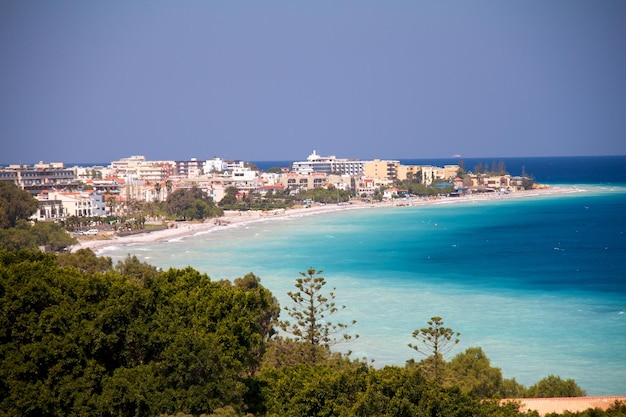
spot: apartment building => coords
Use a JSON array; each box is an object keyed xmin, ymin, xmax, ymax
[
  {"xmin": 0, "ymin": 162, "xmax": 78, "ymax": 195},
  {"xmin": 175, "ymin": 158, "xmax": 204, "ymax": 178},
  {"xmin": 419, "ymin": 165, "xmax": 460, "ymax": 185},
  {"xmin": 291, "ymin": 150, "xmax": 364, "ymax": 176},
  {"xmin": 110, "ymin": 155, "xmax": 171, "ymax": 182},
  {"xmin": 34, "ymin": 190, "xmax": 108, "ymax": 220},
  {"xmin": 363, "ymin": 159, "xmax": 400, "ymax": 180}
]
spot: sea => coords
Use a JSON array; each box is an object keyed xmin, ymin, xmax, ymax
[{"xmin": 97, "ymin": 156, "xmax": 626, "ymax": 396}]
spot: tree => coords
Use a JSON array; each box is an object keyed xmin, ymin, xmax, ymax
[
  {"xmin": 115, "ymin": 254, "xmax": 159, "ymax": 284},
  {"xmin": 106, "ymin": 194, "xmax": 116, "ymax": 216},
  {"xmin": 166, "ymin": 186, "xmax": 222, "ymax": 219},
  {"xmin": 56, "ymin": 248, "xmax": 113, "ymax": 274},
  {"xmin": 278, "ymin": 268, "xmax": 358, "ymax": 365},
  {"xmin": 219, "ymin": 186, "xmax": 239, "ymax": 207},
  {"xmin": 0, "ymin": 219, "xmax": 77, "ymax": 252},
  {"xmin": 525, "ymin": 375, "xmax": 586, "ymax": 398},
  {"xmin": 446, "ymin": 347, "xmax": 505, "ymax": 398},
  {"xmin": 154, "ymin": 181, "xmax": 162, "ymax": 202},
  {"xmin": 409, "ymin": 316, "xmax": 460, "ymax": 383},
  {"xmin": 30, "ymin": 221, "xmax": 77, "ymax": 251},
  {"xmin": 0, "ymin": 251, "xmax": 283, "ymax": 416},
  {"xmin": 0, "ymin": 181, "xmax": 39, "ymax": 229}
]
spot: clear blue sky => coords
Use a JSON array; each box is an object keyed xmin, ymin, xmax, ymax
[{"xmin": 1, "ymin": 1, "xmax": 625, "ymax": 164}]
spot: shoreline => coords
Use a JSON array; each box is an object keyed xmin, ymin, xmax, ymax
[{"xmin": 71, "ymin": 185, "xmax": 587, "ymax": 254}]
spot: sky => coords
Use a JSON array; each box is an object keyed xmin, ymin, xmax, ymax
[{"xmin": 1, "ymin": 1, "xmax": 625, "ymax": 165}]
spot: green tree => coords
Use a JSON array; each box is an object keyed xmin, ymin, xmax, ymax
[
  {"xmin": 232, "ymin": 273, "xmax": 281, "ymax": 375},
  {"xmin": 0, "ymin": 250, "xmax": 282, "ymax": 416},
  {"xmin": 115, "ymin": 254, "xmax": 159, "ymax": 284},
  {"xmin": 525, "ymin": 375, "xmax": 586, "ymax": 398},
  {"xmin": 30, "ymin": 221, "xmax": 77, "ymax": 251},
  {"xmin": 0, "ymin": 219, "xmax": 77, "ymax": 252},
  {"xmin": 409, "ymin": 316, "xmax": 460, "ymax": 383},
  {"xmin": 154, "ymin": 181, "xmax": 162, "ymax": 202},
  {"xmin": 0, "ymin": 220, "xmax": 35, "ymax": 250},
  {"xmin": 56, "ymin": 248, "xmax": 113, "ymax": 274},
  {"xmin": 297, "ymin": 186, "xmax": 350, "ymax": 204},
  {"xmin": 106, "ymin": 194, "xmax": 116, "ymax": 215},
  {"xmin": 0, "ymin": 182, "xmax": 39, "ymax": 229},
  {"xmin": 166, "ymin": 186, "xmax": 222, "ymax": 220},
  {"xmin": 446, "ymin": 346, "xmax": 506, "ymax": 398},
  {"xmin": 278, "ymin": 268, "xmax": 358, "ymax": 365},
  {"xmin": 219, "ymin": 186, "xmax": 240, "ymax": 207}
]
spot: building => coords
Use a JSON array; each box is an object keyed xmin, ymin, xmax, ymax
[
  {"xmin": 34, "ymin": 190, "xmax": 107, "ymax": 219},
  {"xmin": 203, "ymin": 157, "xmax": 226, "ymax": 173},
  {"xmin": 419, "ymin": 165, "xmax": 460, "ymax": 185},
  {"xmin": 396, "ymin": 164, "xmax": 421, "ymax": 182},
  {"xmin": 110, "ymin": 155, "xmax": 171, "ymax": 182},
  {"xmin": 175, "ymin": 158, "xmax": 204, "ymax": 178},
  {"xmin": 292, "ymin": 150, "xmax": 364, "ymax": 176},
  {"xmin": 0, "ymin": 162, "xmax": 78, "ymax": 195},
  {"xmin": 363, "ymin": 159, "xmax": 400, "ymax": 180},
  {"xmin": 278, "ymin": 172, "xmax": 329, "ymax": 192}
]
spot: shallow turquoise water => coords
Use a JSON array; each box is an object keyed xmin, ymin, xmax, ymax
[{"xmin": 100, "ymin": 186, "xmax": 626, "ymax": 395}]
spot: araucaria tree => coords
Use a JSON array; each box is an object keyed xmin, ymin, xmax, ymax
[
  {"xmin": 278, "ymin": 267, "xmax": 358, "ymax": 365},
  {"xmin": 409, "ymin": 316, "xmax": 460, "ymax": 383}
]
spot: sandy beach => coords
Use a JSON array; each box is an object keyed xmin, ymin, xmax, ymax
[{"xmin": 71, "ymin": 186, "xmax": 583, "ymax": 254}]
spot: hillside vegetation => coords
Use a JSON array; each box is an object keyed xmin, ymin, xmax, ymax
[{"xmin": 2, "ymin": 249, "xmax": 624, "ymax": 417}]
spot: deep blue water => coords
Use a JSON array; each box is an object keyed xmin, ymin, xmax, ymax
[{"xmin": 99, "ymin": 156, "xmax": 626, "ymax": 395}]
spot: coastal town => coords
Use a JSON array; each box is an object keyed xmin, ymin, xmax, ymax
[{"xmin": 1, "ymin": 150, "xmax": 538, "ymax": 225}]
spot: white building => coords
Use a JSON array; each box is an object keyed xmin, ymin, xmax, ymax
[
  {"xmin": 110, "ymin": 155, "xmax": 171, "ymax": 182},
  {"xmin": 35, "ymin": 190, "xmax": 108, "ymax": 219},
  {"xmin": 203, "ymin": 157, "xmax": 226, "ymax": 173},
  {"xmin": 291, "ymin": 150, "xmax": 364, "ymax": 176}
]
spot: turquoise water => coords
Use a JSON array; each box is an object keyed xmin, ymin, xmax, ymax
[{"xmin": 100, "ymin": 185, "xmax": 626, "ymax": 395}]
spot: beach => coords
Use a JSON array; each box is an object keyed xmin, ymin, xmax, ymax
[{"xmin": 72, "ymin": 186, "xmax": 581, "ymax": 254}]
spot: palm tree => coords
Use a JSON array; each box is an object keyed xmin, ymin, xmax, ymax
[
  {"xmin": 106, "ymin": 195, "xmax": 116, "ymax": 216},
  {"xmin": 154, "ymin": 182, "xmax": 162, "ymax": 202},
  {"xmin": 165, "ymin": 180, "xmax": 173, "ymax": 199}
]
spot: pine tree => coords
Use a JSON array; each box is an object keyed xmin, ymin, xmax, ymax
[
  {"xmin": 278, "ymin": 268, "xmax": 358, "ymax": 365},
  {"xmin": 409, "ymin": 316, "xmax": 460, "ymax": 383}
]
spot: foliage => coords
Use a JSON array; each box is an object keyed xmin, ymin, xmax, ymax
[
  {"xmin": 219, "ymin": 187, "xmax": 295, "ymax": 211},
  {"xmin": 258, "ymin": 361, "xmax": 530, "ymax": 417},
  {"xmin": 166, "ymin": 186, "xmax": 223, "ymax": 220},
  {"xmin": 219, "ymin": 186, "xmax": 240, "ymax": 207},
  {"xmin": 0, "ymin": 181, "xmax": 39, "ymax": 229},
  {"xmin": 56, "ymin": 248, "xmax": 113, "ymax": 274},
  {"xmin": 446, "ymin": 346, "xmax": 517, "ymax": 398},
  {"xmin": 0, "ymin": 250, "xmax": 280, "ymax": 416},
  {"xmin": 115, "ymin": 254, "xmax": 160, "ymax": 284},
  {"xmin": 525, "ymin": 375, "xmax": 586, "ymax": 398},
  {"xmin": 0, "ymin": 251, "xmax": 595, "ymax": 416},
  {"xmin": 522, "ymin": 176, "xmax": 536, "ymax": 190},
  {"xmin": 0, "ymin": 219, "xmax": 77, "ymax": 252},
  {"xmin": 473, "ymin": 160, "xmax": 508, "ymax": 175},
  {"xmin": 277, "ymin": 268, "xmax": 358, "ymax": 365},
  {"xmin": 399, "ymin": 181, "xmax": 455, "ymax": 197},
  {"xmin": 409, "ymin": 316, "xmax": 460, "ymax": 383},
  {"xmin": 0, "ymin": 182, "xmax": 76, "ymax": 252},
  {"xmin": 30, "ymin": 221, "xmax": 77, "ymax": 251},
  {"xmin": 297, "ymin": 186, "xmax": 350, "ymax": 204}
]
